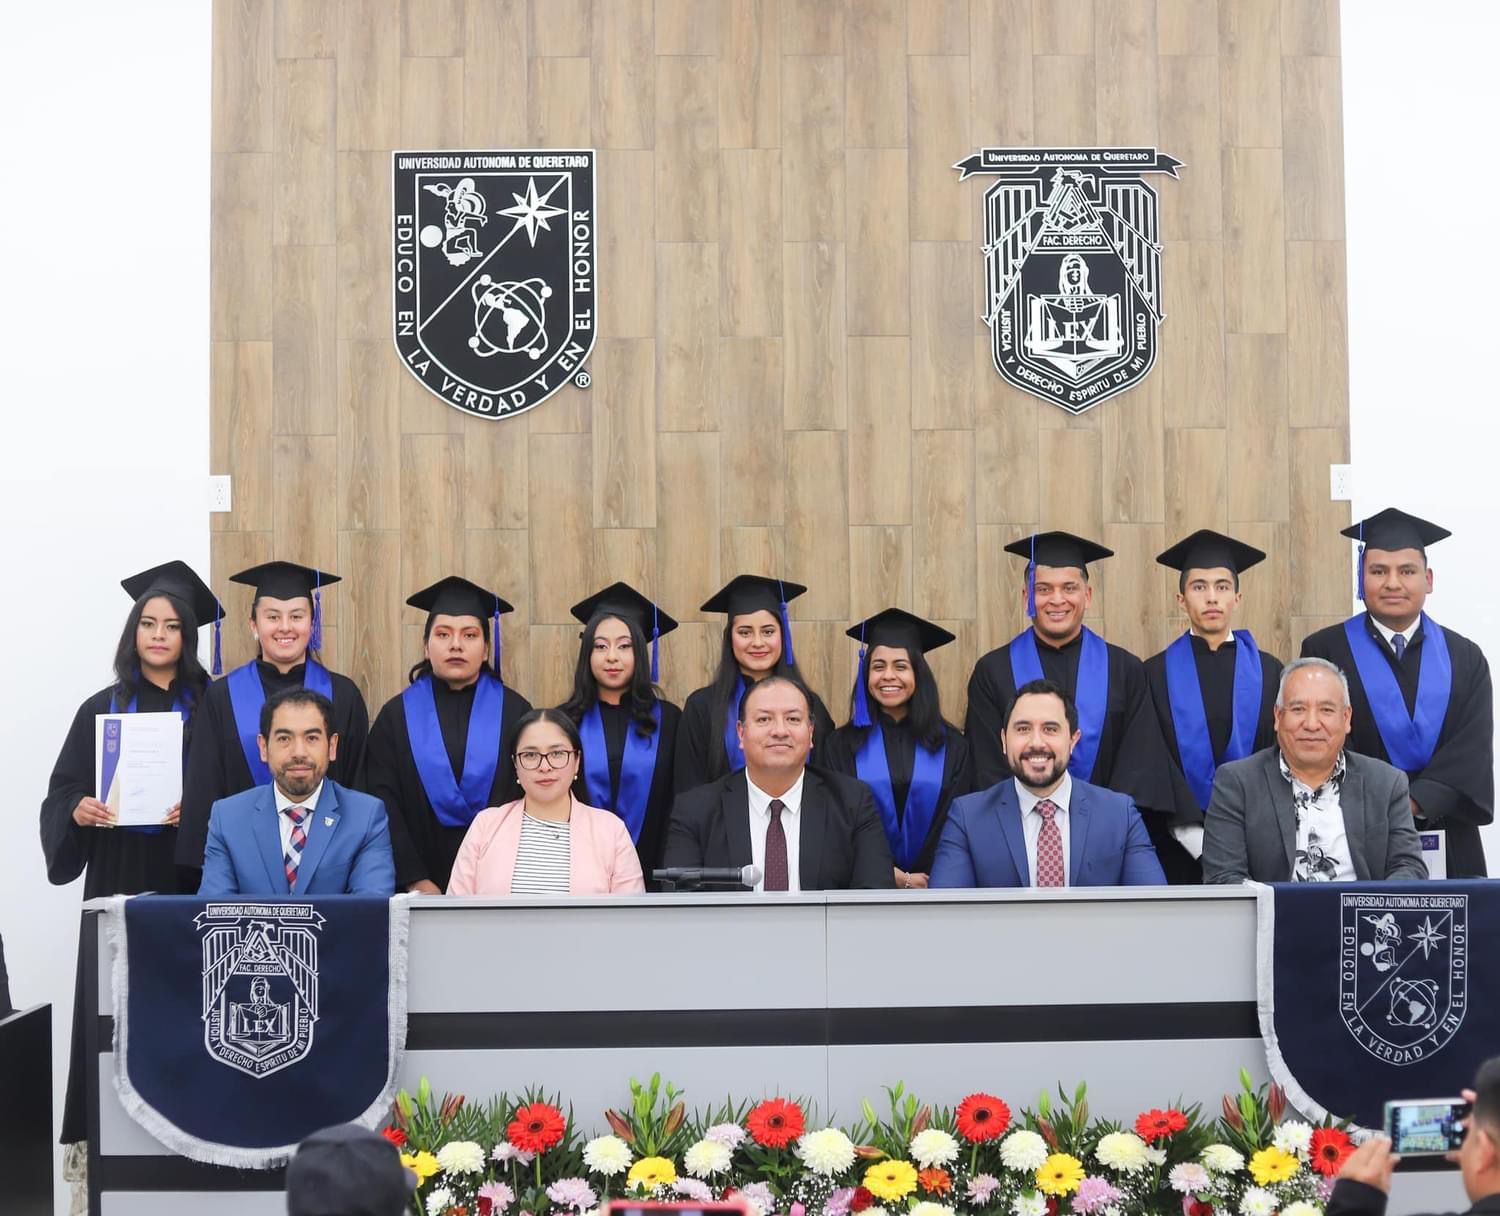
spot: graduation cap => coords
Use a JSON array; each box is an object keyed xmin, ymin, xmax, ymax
[
  {"xmin": 570, "ymin": 582, "xmax": 679, "ymax": 683},
  {"xmin": 1342, "ymin": 508, "xmax": 1451, "ymax": 603},
  {"xmin": 699, "ymin": 574, "xmax": 809, "ymax": 667},
  {"xmin": 1003, "ymin": 531, "xmax": 1114, "ymax": 618},
  {"xmin": 407, "ymin": 576, "xmax": 515, "ymax": 676},
  {"xmin": 1155, "ymin": 529, "xmax": 1267, "ymax": 579},
  {"xmin": 229, "ymin": 561, "xmax": 342, "ymax": 653},
  {"xmin": 121, "ymin": 560, "xmax": 226, "ymax": 675},
  {"xmin": 844, "ymin": 608, "xmax": 955, "ymax": 727}
]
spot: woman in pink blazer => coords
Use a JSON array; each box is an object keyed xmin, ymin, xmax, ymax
[{"xmin": 448, "ymin": 708, "xmax": 645, "ymax": 896}]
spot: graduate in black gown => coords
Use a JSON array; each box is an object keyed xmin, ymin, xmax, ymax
[
  {"xmin": 1301, "ymin": 508, "xmax": 1494, "ymax": 878},
  {"xmin": 675, "ymin": 575, "xmax": 838, "ymax": 793},
  {"xmin": 822, "ymin": 609, "xmax": 973, "ymax": 889},
  {"xmin": 1144, "ymin": 531, "xmax": 1284, "ymax": 883},
  {"xmin": 41, "ymin": 560, "xmax": 219, "ymax": 1145},
  {"xmin": 364, "ymin": 577, "xmax": 532, "ymax": 892},
  {"xmin": 560, "ymin": 582, "xmax": 682, "ymax": 882},
  {"xmin": 176, "ymin": 561, "xmax": 369, "ymax": 873},
  {"xmin": 964, "ymin": 531, "xmax": 1178, "ymax": 850}
]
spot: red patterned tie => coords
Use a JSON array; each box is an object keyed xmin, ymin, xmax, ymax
[
  {"xmin": 1034, "ymin": 798, "xmax": 1065, "ymax": 887},
  {"xmin": 283, "ymin": 805, "xmax": 308, "ymax": 891},
  {"xmin": 764, "ymin": 798, "xmax": 789, "ymax": 891}
]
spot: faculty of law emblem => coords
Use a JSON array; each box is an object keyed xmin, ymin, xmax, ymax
[
  {"xmin": 392, "ymin": 149, "xmax": 596, "ymax": 420},
  {"xmin": 955, "ymin": 147, "xmax": 1182, "ymax": 414},
  {"xmin": 196, "ymin": 903, "xmax": 324, "ymax": 1079},
  {"xmin": 1339, "ymin": 893, "xmax": 1467, "ymax": 1065}
]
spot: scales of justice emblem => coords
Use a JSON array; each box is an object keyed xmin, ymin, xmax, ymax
[
  {"xmin": 196, "ymin": 904, "xmax": 325, "ymax": 1079},
  {"xmin": 955, "ymin": 146, "xmax": 1182, "ymax": 414}
]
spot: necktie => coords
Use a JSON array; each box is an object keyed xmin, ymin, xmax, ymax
[
  {"xmin": 764, "ymin": 798, "xmax": 789, "ymax": 891},
  {"xmin": 1392, "ymin": 633, "xmax": 1407, "ymax": 661},
  {"xmin": 1034, "ymin": 798, "xmax": 1065, "ymax": 887},
  {"xmin": 283, "ymin": 805, "xmax": 308, "ymax": 891}
]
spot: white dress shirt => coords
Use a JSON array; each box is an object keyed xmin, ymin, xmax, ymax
[
  {"xmin": 1280, "ymin": 751, "xmax": 1356, "ymax": 882},
  {"xmin": 747, "ymin": 770, "xmax": 805, "ymax": 893},
  {"xmin": 273, "ymin": 780, "xmax": 325, "ymax": 857},
  {"xmin": 1016, "ymin": 772, "xmax": 1073, "ymax": 887},
  {"xmin": 1371, "ymin": 615, "xmax": 1419, "ymax": 656}
]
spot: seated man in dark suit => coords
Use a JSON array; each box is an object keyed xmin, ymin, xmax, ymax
[
  {"xmin": 199, "ymin": 688, "xmax": 396, "ymax": 897},
  {"xmin": 662, "ymin": 675, "xmax": 895, "ymax": 890},
  {"xmin": 930, "ymin": 679, "xmax": 1165, "ymax": 887},
  {"xmin": 1202, "ymin": 657, "xmax": 1427, "ymax": 883}
]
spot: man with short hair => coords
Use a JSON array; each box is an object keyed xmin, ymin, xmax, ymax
[
  {"xmin": 662, "ymin": 675, "xmax": 895, "ymax": 890},
  {"xmin": 198, "ymin": 688, "xmax": 395, "ymax": 897},
  {"xmin": 285, "ymin": 1123, "xmax": 418, "ymax": 1216},
  {"xmin": 931, "ymin": 679, "xmax": 1166, "ymax": 888},
  {"xmin": 1202, "ymin": 658, "xmax": 1427, "ymax": 884},
  {"xmin": 1301, "ymin": 508, "xmax": 1494, "ymax": 878}
]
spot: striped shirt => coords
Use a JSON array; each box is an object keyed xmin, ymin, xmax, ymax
[{"xmin": 511, "ymin": 812, "xmax": 572, "ymax": 894}]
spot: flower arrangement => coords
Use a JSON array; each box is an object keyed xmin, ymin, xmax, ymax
[{"xmin": 386, "ymin": 1070, "xmax": 1352, "ymax": 1216}]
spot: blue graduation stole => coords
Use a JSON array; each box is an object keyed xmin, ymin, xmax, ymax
[
  {"xmin": 722, "ymin": 676, "xmax": 747, "ymax": 771},
  {"xmin": 226, "ymin": 659, "xmax": 334, "ymax": 786},
  {"xmin": 580, "ymin": 701, "xmax": 661, "ymax": 843},
  {"xmin": 108, "ymin": 687, "xmax": 190, "ymax": 834},
  {"xmin": 1008, "ymin": 627, "xmax": 1108, "ymax": 781},
  {"xmin": 1343, "ymin": 613, "xmax": 1452, "ymax": 773},
  {"xmin": 854, "ymin": 722, "xmax": 946, "ymax": 871},
  {"xmin": 400, "ymin": 673, "xmax": 505, "ymax": 828},
  {"xmin": 1163, "ymin": 630, "xmax": 1263, "ymax": 810}
]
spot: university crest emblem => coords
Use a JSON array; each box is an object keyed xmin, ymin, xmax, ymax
[
  {"xmin": 1339, "ymin": 893, "xmax": 1467, "ymax": 1065},
  {"xmin": 955, "ymin": 147, "xmax": 1181, "ymax": 413},
  {"xmin": 196, "ymin": 903, "xmax": 324, "ymax": 1078},
  {"xmin": 393, "ymin": 149, "xmax": 596, "ymax": 419}
]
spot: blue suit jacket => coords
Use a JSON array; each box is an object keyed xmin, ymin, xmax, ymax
[
  {"xmin": 198, "ymin": 779, "xmax": 396, "ymax": 897},
  {"xmin": 929, "ymin": 778, "xmax": 1166, "ymax": 888}
]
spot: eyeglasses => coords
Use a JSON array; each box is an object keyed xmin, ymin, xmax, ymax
[{"xmin": 515, "ymin": 748, "xmax": 577, "ymax": 771}]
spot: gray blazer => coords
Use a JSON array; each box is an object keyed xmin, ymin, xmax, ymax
[{"xmin": 1202, "ymin": 746, "xmax": 1428, "ymax": 883}]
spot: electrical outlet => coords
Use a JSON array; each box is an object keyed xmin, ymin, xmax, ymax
[
  {"xmin": 208, "ymin": 475, "xmax": 232, "ymax": 513},
  {"xmin": 1329, "ymin": 464, "xmax": 1353, "ymax": 501}
]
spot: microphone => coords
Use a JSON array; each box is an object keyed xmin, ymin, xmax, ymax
[{"xmin": 652, "ymin": 864, "xmax": 762, "ymax": 888}]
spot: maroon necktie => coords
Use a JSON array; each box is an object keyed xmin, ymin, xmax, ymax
[
  {"xmin": 1034, "ymin": 798, "xmax": 1065, "ymax": 887},
  {"xmin": 283, "ymin": 805, "xmax": 308, "ymax": 891},
  {"xmin": 764, "ymin": 798, "xmax": 789, "ymax": 891}
]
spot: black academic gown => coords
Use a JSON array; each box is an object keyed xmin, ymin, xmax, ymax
[
  {"xmin": 674, "ymin": 680, "xmax": 838, "ymax": 794},
  {"xmin": 1144, "ymin": 635, "xmax": 1283, "ymax": 883},
  {"xmin": 365, "ymin": 675, "xmax": 531, "ymax": 891},
  {"xmin": 576, "ymin": 698, "xmax": 681, "ymax": 883},
  {"xmin": 176, "ymin": 659, "xmax": 369, "ymax": 869},
  {"xmin": 41, "ymin": 681, "xmax": 194, "ymax": 1144},
  {"xmin": 821, "ymin": 716, "xmax": 973, "ymax": 876},
  {"xmin": 1302, "ymin": 615, "xmax": 1494, "ymax": 878}
]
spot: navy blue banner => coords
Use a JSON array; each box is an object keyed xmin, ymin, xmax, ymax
[
  {"xmin": 1257, "ymin": 881, "xmax": 1494, "ymax": 1128},
  {"xmin": 108, "ymin": 895, "xmax": 408, "ymax": 1167}
]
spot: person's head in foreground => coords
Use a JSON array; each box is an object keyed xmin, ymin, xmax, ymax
[{"xmin": 285, "ymin": 1123, "xmax": 416, "ymax": 1216}]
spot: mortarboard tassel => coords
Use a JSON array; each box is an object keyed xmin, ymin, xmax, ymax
[
  {"xmin": 211, "ymin": 600, "xmax": 223, "ymax": 676},
  {"xmin": 1355, "ymin": 522, "xmax": 1366, "ymax": 603},
  {"xmin": 492, "ymin": 597, "xmax": 503, "ymax": 675},
  {"xmin": 851, "ymin": 623, "xmax": 872, "ymax": 728},
  {"xmin": 650, "ymin": 603, "xmax": 661, "ymax": 683},
  {"xmin": 310, "ymin": 569, "xmax": 323, "ymax": 651},
  {"xmin": 778, "ymin": 579, "xmax": 796, "ymax": 668},
  {"xmin": 1026, "ymin": 534, "xmax": 1038, "ymax": 618}
]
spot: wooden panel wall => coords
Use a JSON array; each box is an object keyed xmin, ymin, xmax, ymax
[{"xmin": 210, "ymin": 0, "xmax": 1350, "ymax": 720}]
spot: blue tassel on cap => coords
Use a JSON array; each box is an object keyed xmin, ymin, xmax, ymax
[
  {"xmin": 778, "ymin": 580, "xmax": 796, "ymax": 667},
  {"xmin": 1026, "ymin": 534, "xmax": 1038, "ymax": 618},
  {"xmin": 309, "ymin": 569, "xmax": 323, "ymax": 651},
  {"xmin": 650, "ymin": 603, "xmax": 661, "ymax": 683},
  {"xmin": 851, "ymin": 622, "xmax": 872, "ymax": 728},
  {"xmin": 492, "ymin": 597, "xmax": 504, "ymax": 675},
  {"xmin": 211, "ymin": 600, "xmax": 223, "ymax": 676},
  {"xmin": 1354, "ymin": 522, "xmax": 1366, "ymax": 603}
]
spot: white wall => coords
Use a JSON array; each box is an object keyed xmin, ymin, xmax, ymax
[
  {"xmin": 0, "ymin": 1, "xmax": 210, "ymax": 1204},
  {"xmin": 1342, "ymin": 2, "xmax": 1500, "ymax": 868}
]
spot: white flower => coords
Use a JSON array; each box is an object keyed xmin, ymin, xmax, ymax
[
  {"xmin": 1282, "ymin": 1203, "xmax": 1320, "ymax": 1216},
  {"xmin": 910, "ymin": 1203, "xmax": 956, "ymax": 1216},
  {"xmin": 436, "ymin": 1140, "xmax": 486, "ymax": 1174},
  {"xmin": 1095, "ymin": 1132, "xmax": 1150, "ymax": 1173},
  {"xmin": 910, "ymin": 1128, "xmax": 961, "ymax": 1169},
  {"xmin": 1239, "ymin": 1187, "xmax": 1276, "ymax": 1216},
  {"xmin": 706, "ymin": 1122, "xmax": 747, "ymax": 1148},
  {"xmin": 426, "ymin": 1188, "xmax": 455, "ymax": 1216},
  {"xmin": 1168, "ymin": 1163, "xmax": 1210, "ymax": 1193},
  {"xmin": 866, "ymin": 1209, "xmax": 890, "ymax": 1216},
  {"xmin": 582, "ymin": 1134, "xmax": 633, "ymax": 1176},
  {"xmin": 684, "ymin": 1137, "xmax": 734, "ymax": 1178},
  {"xmin": 1202, "ymin": 1144, "xmax": 1246, "ymax": 1173},
  {"xmin": 1012, "ymin": 1192, "xmax": 1049, "ymax": 1216},
  {"xmin": 1000, "ymin": 1130, "xmax": 1050, "ymax": 1171},
  {"xmin": 796, "ymin": 1127, "xmax": 857, "ymax": 1176},
  {"xmin": 1146, "ymin": 1147, "xmax": 1167, "ymax": 1166},
  {"xmin": 1273, "ymin": 1121, "xmax": 1314, "ymax": 1159}
]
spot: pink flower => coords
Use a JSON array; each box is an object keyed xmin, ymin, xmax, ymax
[
  {"xmin": 966, "ymin": 1174, "xmax": 1001, "ymax": 1204},
  {"xmin": 790, "ymin": 1204, "xmax": 806, "ymax": 1216},
  {"xmin": 546, "ymin": 1179, "xmax": 597, "ymax": 1212},
  {"xmin": 706, "ymin": 1123, "xmax": 747, "ymax": 1149},
  {"xmin": 674, "ymin": 1180, "xmax": 716, "ymax": 1203},
  {"xmin": 493, "ymin": 1143, "xmax": 536, "ymax": 1166},
  {"xmin": 479, "ymin": 1182, "xmax": 515, "ymax": 1213},
  {"xmin": 1072, "ymin": 1178, "xmax": 1123, "ymax": 1214},
  {"xmin": 825, "ymin": 1188, "xmax": 856, "ymax": 1216},
  {"xmin": 739, "ymin": 1182, "xmax": 775, "ymax": 1216}
]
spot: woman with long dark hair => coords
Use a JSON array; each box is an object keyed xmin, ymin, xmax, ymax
[
  {"xmin": 560, "ymin": 582, "xmax": 681, "ymax": 878},
  {"xmin": 364, "ymin": 576, "xmax": 532, "ymax": 893},
  {"xmin": 674, "ymin": 575, "xmax": 837, "ymax": 792},
  {"xmin": 821, "ymin": 609, "xmax": 973, "ymax": 889},
  {"xmin": 40, "ymin": 560, "xmax": 220, "ymax": 1147}
]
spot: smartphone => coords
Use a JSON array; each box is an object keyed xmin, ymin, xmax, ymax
[{"xmin": 1383, "ymin": 1098, "xmax": 1470, "ymax": 1156}]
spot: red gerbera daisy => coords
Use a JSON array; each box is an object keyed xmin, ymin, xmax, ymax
[
  {"xmin": 746, "ymin": 1097, "xmax": 806, "ymax": 1148},
  {"xmin": 508, "ymin": 1101, "xmax": 566, "ymax": 1153},
  {"xmin": 849, "ymin": 1188, "xmax": 875, "ymax": 1213},
  {"xmin": 956, "ymin": 1092, "xmax": 1012, "ymax": 1143},
  {"xmin": 381, "ymin": 1126, "xmax": 407, "ymax": 1146},
  {"xmin": 1309, "ymin": 1126, "xmax": 1354, "ymax": 1177},
  {"xmin": 918, "ymin": 1168, "xmax": 952, "ymax": 1195},
  {"xmin": 1135, "ymin": 1108, "xmax": 1189, "ymax": 1141}
]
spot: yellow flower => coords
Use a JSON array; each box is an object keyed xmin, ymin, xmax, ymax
[
  {"xmin": 401, "ymin": 1150, "xmax": 441, "ymax": 1182},
  {"xmin": 863, "ymin": 1159, "xmax": 919, "ymax": 1202},
  {"xmin": 1034, "ymin": 1153, "xmax": 1086, "ymax": 1197},
  {"xmin": 627, "ymin": 1156, "xmax": 678, "ymax": 1191},
  {"xmin": 1249, "ymin": 1146, "xmax": 1300, "ymax": 1185}
]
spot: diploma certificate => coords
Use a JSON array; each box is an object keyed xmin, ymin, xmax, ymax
[{"xmin": 95, "ymin": 712, "xmax": 184, "ymax": 827}]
